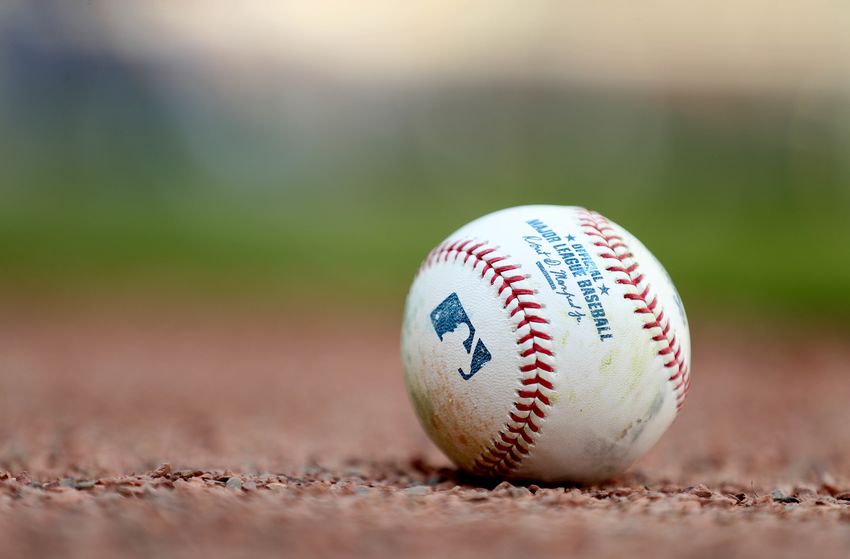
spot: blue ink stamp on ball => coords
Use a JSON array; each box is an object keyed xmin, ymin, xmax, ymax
[{"xmin": 430, "ymin": 292, "xmax": 492, "ymax": 380}]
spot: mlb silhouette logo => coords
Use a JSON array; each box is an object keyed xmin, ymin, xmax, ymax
[{"xmin": 430, "ymin": 292, "xmax": 492, "ymax": 380}]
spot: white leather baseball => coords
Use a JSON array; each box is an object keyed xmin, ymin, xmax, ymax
[{"xmin": 401, "ymin": 205, "xmax": 691, "ymax": 483}]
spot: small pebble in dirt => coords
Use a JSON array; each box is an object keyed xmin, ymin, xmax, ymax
[
  {"xmin": 151, "ymin": 463, "xmax": 172, "ymax": 478},
  {"xmin": 492, "ymin": 481, "xmax": 514, "ymax": 493},
  {"xmin": 465, "ymin": 489, "xmax": 490, "ymax": 502},
  {"xmin": 226, "ymin": 477, "xmax": 243, "ymax": 491},
  {"xmin": 771, "ymin": 489, "xmax": 800, "ymax": 504},
  {"xmin": 266, "ymin": 483, "xmax": 287, "ymax": 493},
  {"xmin": 75, "ymin": 480, "xmax": 96, "ymax": 490},
  {"xmin": 401, "ymin": 485, "xmax": 430, "ymax": 496},
  {"xmin": 690, "ymin": 486, "xmax": 713, "ymax": 499},
  {"xmin": 15, "ymin": 472, "xmax": 32, "ymax": 485}
]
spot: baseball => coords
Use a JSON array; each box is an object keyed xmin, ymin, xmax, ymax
[{"xmin": 401, "ymin": 205, "xmax": 691, "ymax": 483}]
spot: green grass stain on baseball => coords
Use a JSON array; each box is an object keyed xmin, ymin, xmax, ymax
[
  {"xmin": 622, "ymin": 338, "xmax": 656, "ymax": 400},
  {"xmin": 598, "ymin": 351, "xmax": 615, "ymax": 374}
]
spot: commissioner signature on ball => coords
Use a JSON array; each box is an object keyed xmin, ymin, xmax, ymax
[
  {"xmin": 534, "ymin": 261, "xmax": 586, "ymax": 323},
  {"xmin": 524, "ymin": 235, "xmax": 586, "ymax": 323}
]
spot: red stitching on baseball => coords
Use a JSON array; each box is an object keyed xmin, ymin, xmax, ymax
[
  {"xmin": 579, "ymin": 210, "xmax": 691, "ymax": 409},
  {"xmin": 419, "ymin": 240, "xmax": 555, "ymax": 477}
]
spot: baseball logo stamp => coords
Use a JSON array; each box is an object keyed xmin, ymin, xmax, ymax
[{"xmin": 430, "ymin": 292, "xmax": 492, "ymax": 380}]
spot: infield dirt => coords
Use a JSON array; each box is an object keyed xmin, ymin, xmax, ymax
[{"xmin": 1, "ymin": 301, "xmax": 849, "ymax": 558}]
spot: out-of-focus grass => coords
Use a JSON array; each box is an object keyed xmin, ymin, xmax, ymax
[
  {"xmin": 2, "ymin": 83, "xmax": 849, "ymax": 320},
  {"xmin": 1, "ymin": 191, "xmax": 848, "ymax": 320}
]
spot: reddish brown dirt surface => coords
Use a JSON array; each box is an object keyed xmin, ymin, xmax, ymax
[{"xmin": 1, "ymin": 302, "xmax": 850, "ymax": 558}]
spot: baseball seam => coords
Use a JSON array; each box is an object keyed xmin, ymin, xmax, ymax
[
  {"xmin": 420, "ymin": 239, "xmax": 555, "ymax": 477},
  {"xmin": 578, "ymin": 210, "xmax": 691, "ymax": 409}
]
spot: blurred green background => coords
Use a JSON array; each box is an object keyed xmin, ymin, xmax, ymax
[{"xmin": 2, "ymin": 2, "xmax": 849, "ymax": 319}]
